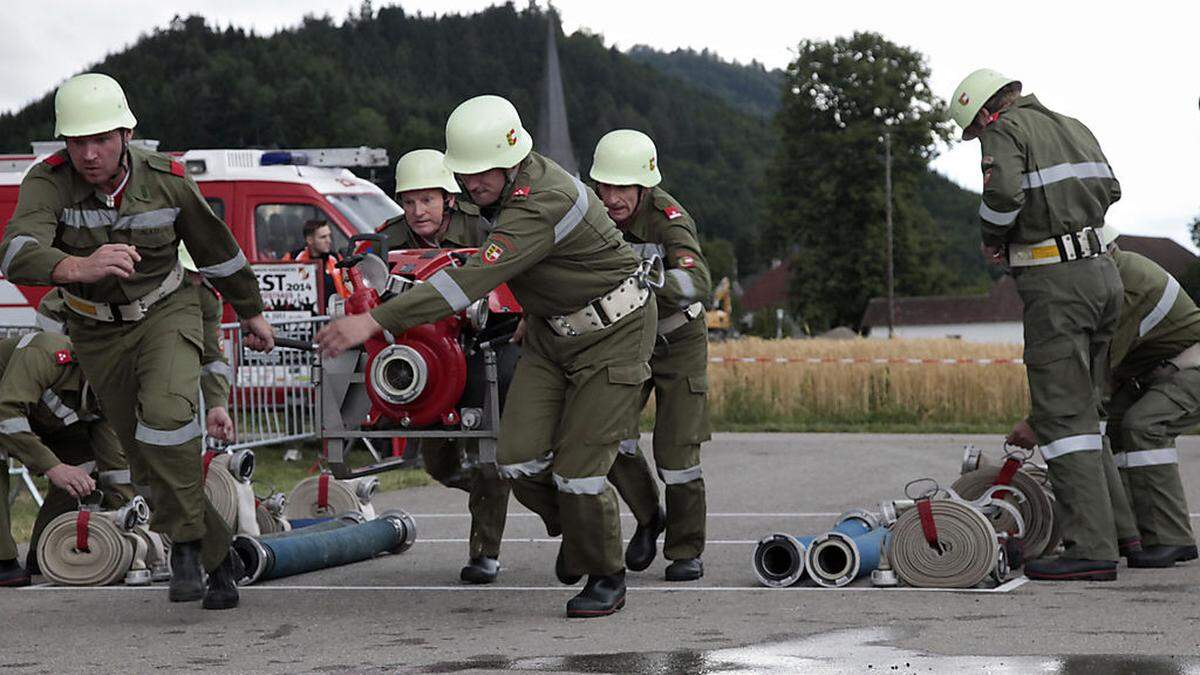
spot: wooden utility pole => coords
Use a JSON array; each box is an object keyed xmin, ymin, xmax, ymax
[{"xmin": 884, "ymin": 131, "xmax": 895, "ymax": 338}]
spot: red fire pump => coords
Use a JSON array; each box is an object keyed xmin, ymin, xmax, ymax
[{"xmin": 317, "ymin": 236, "xmax": 522, "ymax": 479}]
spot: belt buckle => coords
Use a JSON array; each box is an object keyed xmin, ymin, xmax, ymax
[{"xmin": 122, "ymin": 301, "xmax": 147, "ymax": 322}]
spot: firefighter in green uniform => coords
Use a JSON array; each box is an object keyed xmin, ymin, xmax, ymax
[
  {"xmin": 376, "ymin": 149, "xmax": 513, "ymax": 584},
  {"xmin": 1100, "ymin": 228, "xmax": 1198, "ymax": 567},
  {"xmin": 0, "ymin": 73, "xmax": 274, "ymax": 608},
  {"xmin": 318, "ymin": 95, "xmax": 655, "ymax": 617},
  {"xmin": 950, "ymin": 69, "xmax": 1124, "ymax": 580},
  {"xmin": 590, "ymin": 130, "xmax": 711, "ymax": 581},
  {"xmin": 0, "ymin": 331, "xmax": 134, "ymax": 586}
]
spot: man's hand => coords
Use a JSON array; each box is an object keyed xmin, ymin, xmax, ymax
[
  {"xmin": 512, "ymin": 317, "xmax": 527, "ymax": 345},
  {"xmin": 206, "ymin": 406, "xmax": 235, "ymax": 441},
  {"xmin": 241, "ymin": 314, "xmax": 275, "ymax": 352},
  {"xmin": 316, "ymin": 312, "xmax": 383, "ymax": 358},
  {"xmin": 980, "ymin": 243, "xmax": 1006, "ymax": 267},
  {"xmin": 52, "ymin": 244, "xmax": 141, "ymax": 283},
  {"xmin": 45, "ymin": 463, "xmax": 96, "ymax": 499},
  {"xmin": 1006, "ymin": 418, "xmax": 1038, "ymax": 450}
]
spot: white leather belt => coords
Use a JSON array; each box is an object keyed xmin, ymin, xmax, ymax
[
  {"xmin": 1008, "ymin": 227, "xmax": 1102, "ymax": 267},
  {"xmin": 63, "ymin": 262, "xmax": 185, "ymax": 322},
  {"xmin": 1171, "ymin": 343, "xmax": 1200, "ymax": 370},
  {"xmin": 657, "ymin": 302, "xmax": 704, "ymax": 336},
  {"xmin": 547, "ymin": 275, "xmax": 650, "ymax": 337}
]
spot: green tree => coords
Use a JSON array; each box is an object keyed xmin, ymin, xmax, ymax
[{"xmin": 765, "ymin": 32, "xmax": 954, "ymax": 330}]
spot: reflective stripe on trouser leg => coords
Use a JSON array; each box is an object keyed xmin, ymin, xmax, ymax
[
  {"xmin": 608, "ymin": 438, "xmax": 661, "ymax": 526},
  {"xmin": 1100, "ymin": 435, "xmax": 1139, "ymax": 543},
  {"xmin": 1045, "ymin": 448, "xmax": 1119, "ymax": 560},
  {"xmin": 657, "ymin": 446, "xmax": 707, "ymax": 560}
]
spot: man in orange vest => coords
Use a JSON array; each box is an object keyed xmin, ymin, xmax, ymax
[{"xmin": 287, "ymin": 219, "xmax": 344, "ymax": 305}]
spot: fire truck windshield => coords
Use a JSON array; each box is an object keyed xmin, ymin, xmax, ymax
[{"xmin": 327, "ymin": 193, "xmax": 403, "ymax": 233}]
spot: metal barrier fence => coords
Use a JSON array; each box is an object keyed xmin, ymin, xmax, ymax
[{"xmin": 222, "ymin": 315, "xmax": 327, "ymax": 451}]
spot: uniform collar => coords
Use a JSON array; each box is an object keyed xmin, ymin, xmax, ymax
[{"xmin": 622, "ymin": 187, "xmax": 658, "ymax": 243}]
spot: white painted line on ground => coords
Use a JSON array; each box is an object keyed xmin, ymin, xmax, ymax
[
  {"xmin": 408, "ymin": 512, "xmax": 843, "ymax": 518},
  {"xmin": 420, "ymin": 538, "xmax": 760, "ymax": 544}
]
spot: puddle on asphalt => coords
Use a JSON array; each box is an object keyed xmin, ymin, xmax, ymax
[{"xmin": 418, "ymin": 628, "xmax": 1200, "ymax": 674}]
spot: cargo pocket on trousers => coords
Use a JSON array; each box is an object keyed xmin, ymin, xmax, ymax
[
  {"xmin": 168, "ymin": 329, "xmax": 205, "ymax": 421},
  {"xmin": 590, "ymin": 362, "xmax": 652, "ymax": 445},
  {"xmin": 1023, "ymin": 337, "xmax": 1090, "ymax": 420}
]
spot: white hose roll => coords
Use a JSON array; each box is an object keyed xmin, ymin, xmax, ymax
[
  {"xmin": 889, "ymin": 499, "xmax": 998, "ymax": 588},
  {"xmin": 952, "ymin": 466, "xmax": 1057, "ymax": 559},
  {"xmin": 255, "ymin": 504, "xmax": 291, "ymax": 534},
  {"xmin": 204, "ymin": 453, "xmax": 262, "ymax": 536},
  {"xmin": 37, "ymin": 511, "xmax": 134, "ymax": 586},
  {"xmin": 284, "ymin": 475, "xmax": 375, "ymax": 520}
]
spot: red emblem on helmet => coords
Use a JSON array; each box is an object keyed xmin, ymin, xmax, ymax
[
  {"xmin": 506, "ymin": 128, "xmax": 518, "ymax": 146},
  {"xmin": 958, "ymin": 92, "xmax": 970, "ymax": 106}
]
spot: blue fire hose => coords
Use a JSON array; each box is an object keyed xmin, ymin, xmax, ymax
[
  {"xmin": 234, "ymin": 510, "xmax": 416, "ymax": 584},
  {"xmin": 807, "ymin": 524, "xmax": 890, "ymax": 588},
  {"xmin": 257, "ymin": 512, "xmax": 367, "ymax": 541},
  {"xmin": 752, "ymin": 509, "xmax": 881, "ymax": 587}
]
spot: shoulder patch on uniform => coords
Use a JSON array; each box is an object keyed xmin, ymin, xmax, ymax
[
  {"xmin": 43, "ymin": 153, "xmax": 67, "ymax": 169},
  {"xmin": 510, "ymin": 185, "xmax": 530, "ymax": 200},
  {"xmin": 663, "ymin": 205, "xmax": 683, "ymax": 220},
  {"xmin": 54, "ymin": 349, "xmax": 74, "ymax": 365},
  {"xmin": 481, "ymin": 234, "xmax": 515, "ymax": 265},
  {"xmin": 145, "ymin": 153, "xmax": 179, "ymax": 176},
  {"xmin": 676, "ymin": 254, "xmax": 697, "ymax": 269},
  {"xmin": 169, "ymin": 160, "xmax": 186, "ymax": 177},
  {"xmin": 376, "ymin": 216, "xmax": 401, "ymax": 234}
]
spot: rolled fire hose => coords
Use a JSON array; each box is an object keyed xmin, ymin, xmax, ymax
[
  {"xmin": 258, "ymin": 512, "xmax": 366, "ymax": 540},
  {"xmin": 952, "ymin": 464, "xmax": 1057, "ymax": 559},
  {"xmin": 203, "ymin": 450, "xmax": 261, "ymax": 536},
  {"xmin": 233, "ymin": 510, "xmax": 416, "ymax": 585},
  {"xmin": 753, "ymin": 534, "xmax": 815, "ymax": 587},
  {"xmin": 285, "ymin": 474, "xmax": 378, "ymax": 521},
  {"xmin": 37, "ymin": 497, "xmax": 152, "ymax": 586},
  {"xmin": 889, "ymin": 498, "xmax": 1004, "ymax": 588},
  {"xmin": 803, "ymin": 510, "xmax": 887, "ymax": 588},
  {"xmin": 255, "ymin": 491, "xmax": 291, "ymax": 535}
]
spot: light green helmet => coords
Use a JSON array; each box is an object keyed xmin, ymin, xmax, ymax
[
  {"xmin": 1100, "ymin": 225, "xmax": 1120, "ymax": 248},
  {"xmin": 178, "ymin": 242, "xmax": 198, "ymax": 273},
  {"xmin": 590, "ymin": 129, "xmax": 662, "ymax": 188},
  {"xmin": 948, "ymin": 68, "xmax": 1018, "ymax": 137},
  {"xmin": 54, "ymin": 73, "xmax": 138, "ymax": 138},
  {"xmin": 443, "ymin": 95, "xmax": 533, "ymax": 174},
  {"xmin": 35, "ymin": 288, "xmax": 67, "ymax": 335},
  {"xmin": 394, "ymin": 149, "xmax": 460, "ymax": 195}
]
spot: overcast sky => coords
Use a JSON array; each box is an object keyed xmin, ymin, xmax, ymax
[{"xmin": 4, "ymin": 1, "xmax": 1198, "ymax": 248}]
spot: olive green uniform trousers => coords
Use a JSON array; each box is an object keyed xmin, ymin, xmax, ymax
[
  {"xmin": 1017, "ymin": 255, "xmax": 1123, "ymax": 561},
  {"xmin": 1106, "ymin": 369, "xmax": 1198, "ymax": 547},
  {"xmin": 497, "ymin": 302, "xmax": 656, "ymax": 577},
  {"xmin": 67, "ymin": 288, "xmax": 231, "ymax": 572},
  {"xmin": 420, "ymin": 439, "xmax": 511, "ymax": 559},
  {"xmin": 608, "ymin": 317, "xmax": 711, "ymax": 560}
]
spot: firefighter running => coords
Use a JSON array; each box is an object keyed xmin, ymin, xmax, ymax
[
  {"xmin": 591, "ymin": 130, "xmax": 712, "ymax": 582},
  {"xmin": 376, "ymin": 149, "xmax": 514, "ymax": 584},
  {"xmin": 950, "ymin": 68, "xmax": 1124, "ymax": 581},
  {"xmin": 0, "ymin": 73, "xmax": 274, "ymax": 609},
  {"xmin": 318, "ymin": 95, "xmax": 654, "ymax": 618}
]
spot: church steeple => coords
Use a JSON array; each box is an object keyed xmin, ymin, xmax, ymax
[{"xmin": 535, "ymin": 9, "xmax": 578, "ymax": 175}]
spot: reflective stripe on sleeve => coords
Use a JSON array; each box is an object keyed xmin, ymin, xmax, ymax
[
  {"xmin": 198, "ymin": 250, "xmax": 247, "ymax": 279},
  {"xmin": 201, "ymin": 361, "xmax": 233, "ymax": 382},
  {"xmin": 630, "ymin": 243, "xmax": 666, "ymax": 261},
  {"xmin": 979, "ymin": 202, "xmax": 1021, "ymax": 226},
  {"xmin": 553, "ymin": 176, "xmax": 590, "ymax": 243},
  {"xmin": 497, "ymin": 453, "xmax": 553, "ymax": 479},
  {"xmin": 1115, "ymin": 448, "xmax": 1178, "ymax": 469},
  {"xmin": 1099, "ymin": 420, "xmax": 1108, "ymax": 435},
  {"xmin": 134, "ymin": 418, "xmax": 201, "ymax": 446},
  {"xmin": 99, "ymin": 469, "xmax": 133, "ymax": 485},
  {"xmin": 60, "ymin": 209, "xmax": 118, "ymax": 229},
  {"xmin": 0, "ymin": 417, "xmax": 32, "ymax": 435},
  {"xmin": 15, "ymin": 333, "xmax": 37, "ymax": 349},
  {"xmin": 667, "ymin": 268, "xmax": 698, "ymax": 300},
  {"xmin": 1021, "ymin": 162, "xmax": 1115, "ymax": 189},
  {"xmin": 552, "ymin": 473, "xmax": 607, "ymax": 495},
  {"xmin": 113, "ymin": 207, "xmax": 181, "ymax": 230},
  {"xmin": 618, "ymin": 439, "xmax": 640, "ymax": 456},
  {"xmin": 1040, "ymin": 434, "xmax": 1102, "ymax": 460},
  {"xmin": 428, "ymin": 269, "xmax": 471, "ymax": 312},
  {"xmin": 1139, "ymin": 276, "xmax": 1181, "ymax": 338},
  {"xmin": 1, "ymin": 235, "xmax": 39, "ymax": 275},
  {"xmin": 658, "ymin": 465, "xmax": 703, "ymax": 485},
  {"xmin": 40, "ymin": 390, "xmax": 79, "ymax": 427}
]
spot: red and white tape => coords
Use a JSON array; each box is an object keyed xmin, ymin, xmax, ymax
[{"xmin": 708, "ymin": 356, "xmax": 1024, "ymax": 365}]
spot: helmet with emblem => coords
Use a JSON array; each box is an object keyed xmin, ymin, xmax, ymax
[
  {"xmin": 948, "ymin": 69, "xmax": 1018, "ymax": 138},
  {"xmin": 395, "ymin": 149, "xmax": 460, "ymax": 195},
  {"xmin": 35, "ymin": 289, "xmax": 68, "ymax": 335},
  {"xmin": 590, "ymin": 129, "xmax": 662, "ymax": 188},
  {"xmin": 54, "ymin": 73, "xmax": 138, "ymax": 138},
  {"xmin": 443, "ymin": 95, "xmax": 533, "ymax": 174}
]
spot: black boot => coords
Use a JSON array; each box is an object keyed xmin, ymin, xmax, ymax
[
  {"xmin": 665, "ymin": 557, "xmax": 704, "ymax": 581},
  {"xmin": 169, "ymin": 540, "xmax": 204, "ymax": 602},
  {"xmin": 202, "ymin": 549, "xmax": 243, "ymax": 610},
  {"xmin": 24, "ymin": 550, "xmax": 40, "ymax": 577},
  {"xmin": 624, "ymin": 507, "xmax": 666, "ymax": 572},
  {"xmin": 556, "ymin": 545, "xmax": 581, "ymax": 585},
  {"xmin": 460, "ymin": 556, "xmax": 500, "ymax": 584},
  {"xmin": 1127, "ymin": 544, "xmax": 1199, "ymax": 568},
  {"xmin": 1117, "ymin": 537, "xmax": 1143, "ymax": 559},
  {"xmin": 566, "ymin": 571, "xmax": 626, "ymax": 618},
  {"xmin": 0, "ymin": 559, "xmax": 30, "ymax": 588},
  {"xmin": 1025, "ymin": 557, "xmax": 1117, "ymax": 581}
]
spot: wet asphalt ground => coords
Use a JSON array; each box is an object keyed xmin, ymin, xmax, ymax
[{"xmin": 3, "ymin": 432, "xmax": 1200, "ymax": 674}]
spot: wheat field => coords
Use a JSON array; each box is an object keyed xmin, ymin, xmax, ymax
[{"xmin": 693, "ymin": 338, "xmax": 1029, "ymax": 429}]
